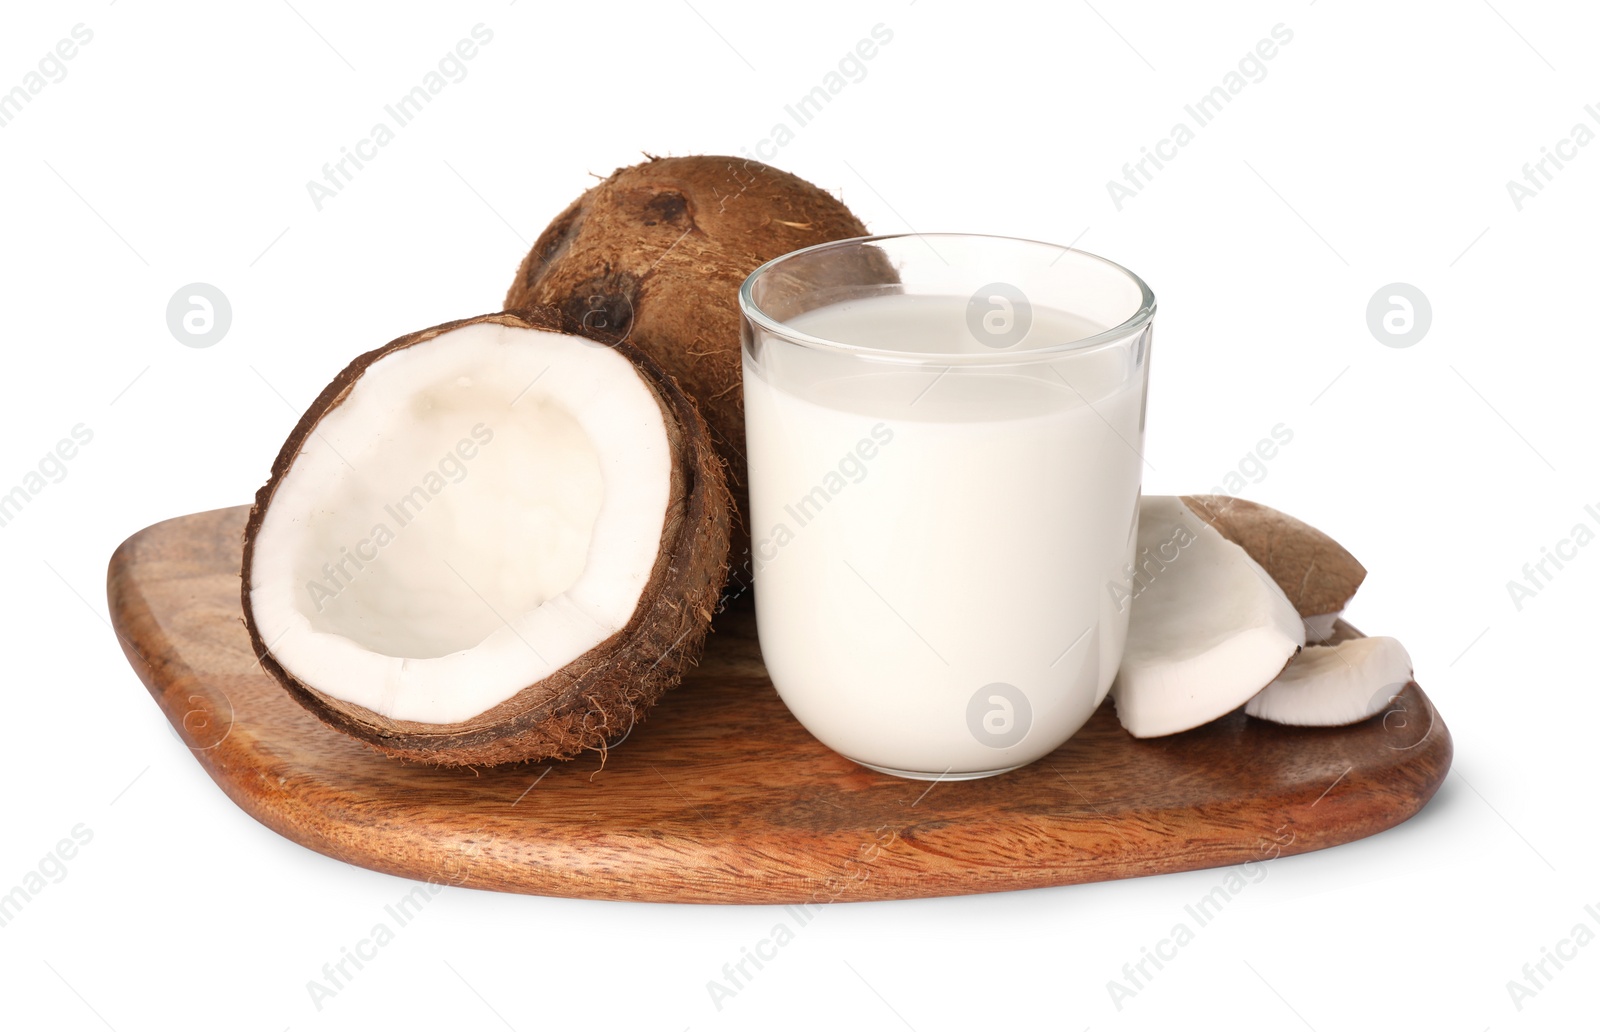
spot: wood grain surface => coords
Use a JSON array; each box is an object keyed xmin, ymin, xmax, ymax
[{"xmin": 107, "ymin": 506, "xmax": 1453, "ymax": 904}]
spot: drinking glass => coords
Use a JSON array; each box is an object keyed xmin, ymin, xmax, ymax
[{"xmin": 739, "ymin": 233, "xmax": 1155, "ymax": 779}]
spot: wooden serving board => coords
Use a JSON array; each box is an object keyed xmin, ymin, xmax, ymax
[{"xmin": 108, "ymin": 507, "xmax": 1452, "ymax": 904}]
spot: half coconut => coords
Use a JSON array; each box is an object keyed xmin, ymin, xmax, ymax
[{"xmin": 241, "ymin": 311, "xmax": 731, "ymax": 765}]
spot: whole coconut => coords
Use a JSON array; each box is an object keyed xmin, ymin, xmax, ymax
[{"xmin": 503, "ymin": 155, "xmax": 868, "ymax": 589}]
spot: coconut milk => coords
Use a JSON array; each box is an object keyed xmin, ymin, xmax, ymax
[{"xmin": 743, "ymin": 293, "xmax": 1145, "ymax": 776}]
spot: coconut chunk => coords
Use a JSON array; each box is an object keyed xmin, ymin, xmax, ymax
[
  {"xmin": 1110, "ymin": 496, "xmax": 1305, "ymax": 738},
  {"xmin": 1246, "ymin": 636, "xmax": 1414, "ymax": 727},
  {"xmin": 1181, "ymin": 494, "xmax": 1366, "ymax": 618},
  {"xmin": 1303, "ymin": 612, "xmax": 1341, "ymax": 644}
]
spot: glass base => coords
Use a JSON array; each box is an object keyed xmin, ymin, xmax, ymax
[{"xmin": 849, "ymin": 758, "xmax": 1027, "ymax": 781}]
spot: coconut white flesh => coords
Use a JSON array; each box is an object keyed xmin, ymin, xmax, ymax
[
  {"xmin": 1246, "ymin": 636, "xmax": 1414, "ymax": 727},
  {"xmin": 1111, "ymin": 496, "xmax": 1306, "ymax": 738},
  {"xmin": 248, "ymin": 322, "xmax": 671, "ymax": 724},
  {"xmin": 1303, "ymin": 612, "xmax": 1341, "ymax": 643}
]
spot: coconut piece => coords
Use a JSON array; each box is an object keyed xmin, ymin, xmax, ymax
[
  {"xmin": 502, "ymin": 155, "xmax": 869, "ymax": 571},
  {"xmin": 1180, "ymin": 494, "xmax": 1366, "ymax": 622},
  {"xmin": 1111, "ymin": 496, "xmax": 1305, "ymax": 738},
  {"xmin": 1303, "ymin": 612, "xmax": 1341, "ymax": 644},
  {"xmin": 241, "ymin": 310, "xmax": 731, "ymax": 766},
  {"xmin": 1246, "ymin": 636, "xmax": 1414, "ymax": 727}
]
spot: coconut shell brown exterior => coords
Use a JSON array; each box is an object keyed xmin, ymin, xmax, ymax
[
  {"xmin": 240, "ymin": 311, "xmax": 731, "ymax": 766},
  {"xmin": 501, "ymin": 155, "xmax": 869, "ymax": 585},
  {"xmin": 1181, "ymin": 494, "xmax": 1366, "ymax": 618}
]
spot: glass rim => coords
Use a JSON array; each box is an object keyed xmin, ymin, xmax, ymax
[{"xmin": 738, "ymin": 232, "xmax": 1156, "ymax": 366}]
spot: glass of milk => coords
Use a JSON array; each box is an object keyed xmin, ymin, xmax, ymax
[{"xmin": 739, "ymin": 233, "xmax": 1155, "ymax": 780}]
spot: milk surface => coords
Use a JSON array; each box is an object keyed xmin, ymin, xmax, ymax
[{"xmin": 744, "ymin": 293, "xmax": 1146, "ymax": 776}]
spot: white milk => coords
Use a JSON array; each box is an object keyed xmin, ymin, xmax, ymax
[{"xmin": 743, "ymin": 293, "xmax": 1146, "ymax": 777}]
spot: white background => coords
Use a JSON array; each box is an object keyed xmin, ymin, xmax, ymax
[{"xmin": 1, "ymin": 1, "xmax": 1594, "ymax": 1029}]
